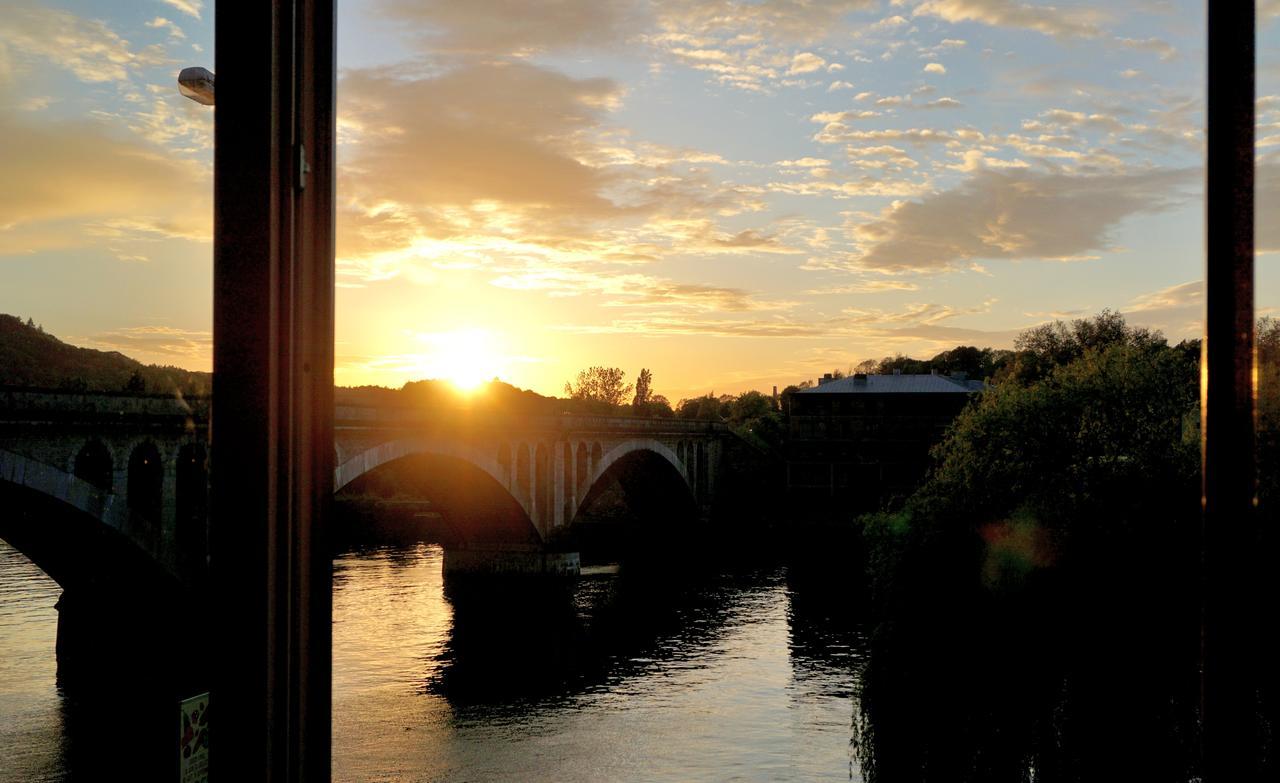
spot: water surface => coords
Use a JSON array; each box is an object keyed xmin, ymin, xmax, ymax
[{"xmin": 0, "ymin": 540, "xmax": 866, "ymax": 781}]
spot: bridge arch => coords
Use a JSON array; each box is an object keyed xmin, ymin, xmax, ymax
[
  {"xmin": 575, "ymin": 441, "xmax": 588, "ymax": 494},
  {"xmin": 127, "ymin": 441, "xmax": 164, "ymax": 527},
  {"xmin": 335, "ymin": 436, "xmax": 511, "ymax": 496},
  {"xmin": 334, "ymin": 437, "xmax": 539, "ymax": 543},
  {"xmin": 175, "ymin": 443, "xmax": 208, "ymax": 574},
  {"xmin": 572, "ymin": 438, "xmax": 695, "ymax": 526},
  {"xmin": 515, "ymin": 443, "xmax": 531, "ymax": 509},
  {"xmin": 534, "ymin": 443, "xmax": 550, "ymax": 530},
  {"xmin": 74, "ymin": 439, "xmax": 114, "ymax": 494},
  {"xmin": 0, "ymin": 448, "xmax": 164, "ymax": 588}
]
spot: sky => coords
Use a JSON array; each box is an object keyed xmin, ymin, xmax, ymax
[{"xmin": 2, "ymin": 1, "xmax": 1280, "ymax": 401}]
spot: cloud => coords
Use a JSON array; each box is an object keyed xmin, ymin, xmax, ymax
[
  {"xmin": 561, "ymin": 315, "xmax": 828, "ymax": 338},
  {"xmin": 763, "ymin": 176, "xmax": 933, "ymax": 198},
  {"xmin": 921, "ymin": 97, "xmax": 962, "ymax": 109},
  {"xmin": 1123, "ymin": 281, "xmax": 1203, "ymax": 337},
  {"xmin": 774, "ymin": 157, "xmax": 830, "ymax": 168},
  {"xmin": 788, "ymin": 52, "xmax": 826, "ymax": 74},
  {"xmin": 923, "ymin": 62, "xmax": 947, "ymax": 74},
  {"xmin": 813, "ymin": 125, "xmax": 961, "ymax": 145},
  {"xmin": 1258, "ymin": 162, "xmax": 1280, "ymax": 253},
  {"xmin": 159, "ymin": 0, "xmax": 203, "ymax": 20},
  {"xmin": 383, "ymin": 0, "xmax": 632, "ymax": 56},
  {"xmin": 649, "ymin": 0, "xmax": 875, "ymax": 91},
  {"xmin": 338, "ymin": 61, "xmax": 624, "ymax": 259},
  {"xmin": 0, "ymin": 116, "xmax": 210, "ymax": 255},
  {"xmin": 1126, "ymin": 280, "xmax": 1201, "ymax": 313},
  {"xmin": 91, "ymin": 87, "xmax": 212, "ymax": 154},
  {"xmin": 868, "ymin": 15, "xmax": 910, "ymax": 32},
  {"xmin": 913, "ymin": 0, "xmax": 1106, "ymax": 39},
  {"xmin": 335, "ymin": 59, "xmax": 801, "ymax": 298},
  {"xmin": 0, "ymin": 3, "xmax": 169, "ymax": 83},
  {"xmin": 844, "ymin": 299, "xmax": 998, "ymax": 326},
  {"xmin": 847, "ymin": 167, "xmax": 1196, "ymax": 273},
  {"xmin": 844, "ymin": 144, "xmax": 920, "ymax": 170},
  {"xmin": 493, "ymin": 265, "xmax": 795, "ymax": 314},
  {"xmin": 828, "ymin": 80, "xmax": 855, "ymax": 91},
  {"xmin": 653, "ymin": 0, "xmax": 876, "ymax": 44},
  {"xmin": 806, "ymin": 280, "xmax": 921, "ymax": 294},
  {"xmin": 84, "ymin": 325, "xmax": 211, "ymax": 363},
  {"xmin": 1114, "ymin": 36, "xmax": 1176, "ymax": 61},
  {"xmin": 145, "ymin": 17, "xmax": 186, "ymax": 39}
]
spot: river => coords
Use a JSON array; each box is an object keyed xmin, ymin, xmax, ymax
[{"xmin": 0, "ymin": 539, "xmax": 868, "ymax": 781}]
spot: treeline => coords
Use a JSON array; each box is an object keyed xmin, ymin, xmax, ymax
[
  {"xmin": 850, "ymin": 311, "xmax": 1278, "ymax": 781},
  {"xmin": 830, "ymin": 309, "xmax": 1201, "ymax": 387},
  {"xmin": 0, "ymin": 313, "xmax": 211, "ymax": 396},
  {"xmin": 561, "ymin": 365, "xmax": 786, "ymax": 451}
]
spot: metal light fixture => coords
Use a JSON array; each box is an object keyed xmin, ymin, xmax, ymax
[{"xmin": 178, "ymin": 67, "xmax": 216, "ymax": 106}]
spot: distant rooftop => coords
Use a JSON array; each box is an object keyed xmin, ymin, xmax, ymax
[{"xmin": 799, "ymin": 372, "xmax": 985, "ymax": 394}]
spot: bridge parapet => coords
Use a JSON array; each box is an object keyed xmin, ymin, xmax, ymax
[
  {"xmin": 335, "ymin": 404, "xmax": 727, "ymax": 436},
  {"xmin": 0, "ymin": 387, "xmax": 210, "ymax": 423}
]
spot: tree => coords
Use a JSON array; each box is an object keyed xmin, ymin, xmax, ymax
[
  {"xmin": 857, "ymin": 337, "xmax": 1203, "ymax": 779},
  {"xmin": 675, "ymin": 394, "xmax": 724, "ymax": 420},
  {"xmin": 728, "ymin": 390, "xmax": 774, "ymax": 425},
  {"xmin": 647, "ymin": 394, "xmax": 675, "ymax": 417},
  {"xmin": 124, "ymin": 369, "xmax": 147, "ymax": 393},
  {"xmin": 632, "ymin": 368, "xmax": 653, "ymax": 408},
  {"xmin": 727, "ymin": 390, "xmax": 784, "ymax": 451},
  {"xmin": 564, "ymin": 366, "xmax": 632, "ymax": 408},
  {"xmin": 1002, "ymin": 309, "xmax": 1163, "ymax": 385}
]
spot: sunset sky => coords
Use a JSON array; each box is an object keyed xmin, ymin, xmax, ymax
[{"xmin": 2, "ymin": 1, "xmax": 1280, "ymax": 400}]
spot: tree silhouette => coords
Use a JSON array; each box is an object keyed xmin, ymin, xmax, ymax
[{"xmin": 564, "ymin": 366, "xmax": 632, "ymax": 408}]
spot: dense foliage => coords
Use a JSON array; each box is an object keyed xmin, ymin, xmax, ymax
[
  {"xmin": 564, "ymin": 366, "xmax": 634, "ymax": 410},
  {"xmin": 854, "ymin": 314, "xmax": 1211, "ymax": 782}
]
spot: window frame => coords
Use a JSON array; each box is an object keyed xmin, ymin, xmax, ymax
[{"xmin": 205, "ymin": 1, "xmax": 1260, "ymax": 779}]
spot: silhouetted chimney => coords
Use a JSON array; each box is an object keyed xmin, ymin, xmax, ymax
[
  {"xmin": 853, "ymin": 373, "xmax": 868, "ymax": 385},
  {"xmin": 818, "ymin": 373, "xmax": 834, "ymax": 385}
]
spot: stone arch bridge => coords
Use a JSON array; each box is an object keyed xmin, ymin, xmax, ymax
[{"xmin": 0, "ymin": 389, "xmax": 732, "ymax": 588}]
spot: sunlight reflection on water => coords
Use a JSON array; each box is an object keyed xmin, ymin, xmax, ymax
[
  {"xmin": 331, "ymin": 543, "xmax": 865, "ymax": 783},
  {"xmin": 0, "ymin": 540, "xmax": 864, "ymax": 782}
]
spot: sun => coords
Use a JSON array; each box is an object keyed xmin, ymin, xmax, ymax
[{"xmin": 423, "ymin": 328, "xmax": 497, "ymax": 392}]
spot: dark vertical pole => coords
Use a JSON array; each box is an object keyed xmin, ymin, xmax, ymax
[
  {"xmin": 1203, "ymin": 2, "xmax": 1256, "ymax": 780},
  {"xmin": 211, "ymin": 1, "xmax": 334, "ymax": 780}
]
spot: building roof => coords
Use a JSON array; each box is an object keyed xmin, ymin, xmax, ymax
[{"xmin": 798, "ymin": 373, "xmax": 985, "ymax": 394}]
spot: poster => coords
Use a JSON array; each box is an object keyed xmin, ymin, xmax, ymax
[{"xmin": 179, "ymin": 692, "xmax": 209, "ymax": 783}]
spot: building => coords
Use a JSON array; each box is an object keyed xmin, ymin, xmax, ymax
[{"xmin": 786, "ymin": 370, "xmax": 985, "ymax": 514}]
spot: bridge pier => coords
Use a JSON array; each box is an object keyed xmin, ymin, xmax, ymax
[{"xmin": 54, "ymin": 584, "xmax": 196, "ymax": 689}]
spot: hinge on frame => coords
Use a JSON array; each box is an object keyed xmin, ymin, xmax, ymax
[{"xmin": 297, "ymin": 143, "xmax": 310, "ymax": 191}]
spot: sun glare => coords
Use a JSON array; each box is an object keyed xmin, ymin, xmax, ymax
[{"xmin": 421, "ymin": 328, "xmax": 497, "ymax": 392}]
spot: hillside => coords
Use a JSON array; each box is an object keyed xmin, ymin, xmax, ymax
[{"xmin": 0, "ymin": 314, "xmax": 211, "ymax": 396}]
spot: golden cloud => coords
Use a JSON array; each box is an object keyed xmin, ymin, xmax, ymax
[{"xmin": 0, "ymin": 115, "xmax": 210, "ymax": 255}]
